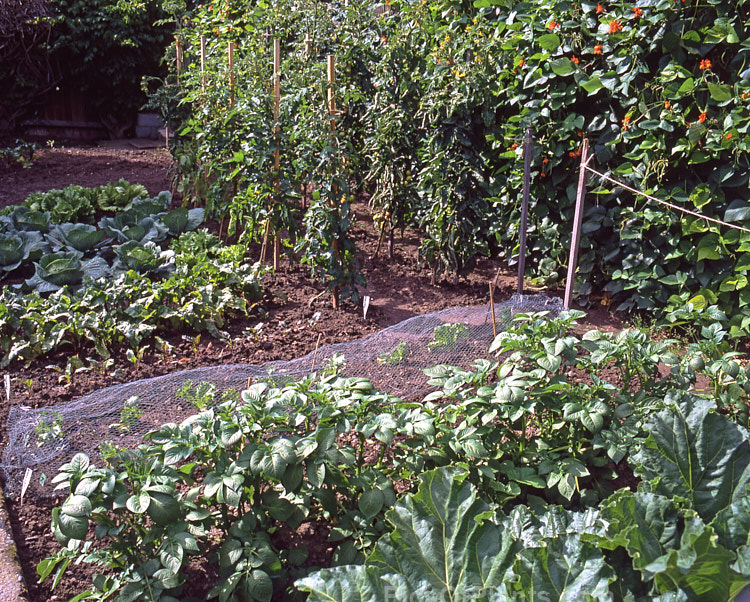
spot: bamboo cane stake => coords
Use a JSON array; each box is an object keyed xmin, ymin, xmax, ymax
[
  {"xmin": 564, "ymin": 138, "xmax": 590, "ymax": 310},
  {"xmin": 200, "ymin": 34, "xmax": 207, "ymax": 92},
  {"xmin": 304, "ymin": 33, "xmax": 312, "ymax": 57},
  {"xmin": 518, "ymin": 127, "xmax": 532, "ymax": 295},
  {"xmin": 175, "ymin": 36, "xmax": 183, "ymax": 81},
  {"xmin": 228, "ymin": 41, "xmax": 236, "ymax": 106},
  {"xmin": 327, "ymin": 54, "xmax": 336, "ymax": 118},
  {"xmin": 327, "ymin": 54, "xmax": 340, "ymax": 310},
  {"xmin": 489, "ymin": 282, "xmax": 497, "ymax": 338},
  {"xmin": 273, "ymin": 38, "xmax": 281, "ymax": 270}
]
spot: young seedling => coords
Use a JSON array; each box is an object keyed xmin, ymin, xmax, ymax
[
  {"xmin": 428, "ymin": 323, "xmax": 469, "ymax": 351},
  {"xmin": 109, "ymin": 396, "xmax": 143, "ymax": 433},
  {"xmin": 35, "ymin": 411, "xmax": 64, "ymax": 447},
  {"xmin": 376, "ymin": 341, "xmax": 410, "ymax": 365}
]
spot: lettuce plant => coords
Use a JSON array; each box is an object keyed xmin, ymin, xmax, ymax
[
  {"xmin": 24, "ymin": 185, "xmax": 97, "ymax": 224},
  {"xmin": 95, "ymin": 179, "xmax": 149, "ymax": 212}
]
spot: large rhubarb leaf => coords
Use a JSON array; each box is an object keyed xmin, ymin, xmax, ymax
[
  {"xmin": 297, "ymin": 467, "xmax": 520, "ymax": 601},
  {"xmin": 713, "ymin": 496, "xmax": 750, "ymax": 582},
  {"xmin": 648, "ymin": 517, "xmax": 735, "ymax": 601},
  {"xmin": 514, "ymin": 533, "xmax": 614, "ymax": 601},
  {"xmin": 633, "ymin": 391, "xmax": 750, "ymax": 520},
  {"xmin": 598, "ymin": 490, "xmax": 681, "ymax": 575},
  {"xmin": 294, "ymin": 566, "xmax": 409, "ymax": 601}
]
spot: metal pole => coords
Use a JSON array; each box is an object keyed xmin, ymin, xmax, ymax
[
  {"xmin": 564, "ymin": 138, "xmax": 590, "ymax": 310},
  {"xmin": 518, "ymin": 128, "xmax": 532, "ymax": 295}
]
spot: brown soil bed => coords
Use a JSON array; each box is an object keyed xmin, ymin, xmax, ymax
[{"xmin": 0, "ymin": 140, "xmax": 624, "ymax": 601}]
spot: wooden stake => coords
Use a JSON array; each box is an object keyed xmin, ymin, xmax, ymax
[
  {"xmin": 489, "ymin": 283, "xmax": 497, "ymax": 338},
  {"xmin": 518, "ymin": 128, "xmax": 532, "ymax": 295},
  {"xmin": 327, "ymin": 54, "xmax": 340, "ymax": 309},
  {"xmin": 200, "ymin": 34, "xmax": 207, "ymax": 91},
  {"xmin": 564, "ymin": 138, "xmax": 590, "ymax": 310},
  {"xmin": 175, "ymin": 36, "xmax": 183, "ymax": 80},
  {"xmin": 273, "ymin": 39, "xmax": 281, "ymax": 270},
  {"xmin": 310, "ymin": 333, "xmax": 323, "ymax": 372},
  {"xmin": 304, "ymin": 33, "xmax": 312, "ymax": 57},
  {"xmin": 374, "ymin": 220, "xmax": 387, "ymax": 258},
  {"xmin": 228, "ymin": 42, "xmax": 236, "ymax": 106},
  {"xmin": 327, "ymin": 54, "xmax": 338, "ymax": 122}
]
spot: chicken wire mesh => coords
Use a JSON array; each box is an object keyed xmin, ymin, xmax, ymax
[{"xmin": 1, "ymin": 293, "xmax": 563, "ymax": 497}]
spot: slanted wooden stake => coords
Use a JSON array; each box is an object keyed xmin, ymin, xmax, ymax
[
  {"xmin": 564, "ymin": 138, "xmax": 590, "ymax": 310},
  {"xmin": 489, "ymin": 283, "xmax": 497, "ymax": 338}
]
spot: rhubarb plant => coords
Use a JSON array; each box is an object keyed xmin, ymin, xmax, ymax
[{"xmin": 299, "ymin": 393, "xmax": 750, "ymax": 600}]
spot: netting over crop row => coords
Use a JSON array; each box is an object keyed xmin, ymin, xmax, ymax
[{"xmin": 1, "ymin": 294, "xmax": 562, "ymax": 497}]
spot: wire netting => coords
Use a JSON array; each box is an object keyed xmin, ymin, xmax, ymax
[{"xmin": 1, "ymin": 293, "xmax": 563, "ymax": 497}]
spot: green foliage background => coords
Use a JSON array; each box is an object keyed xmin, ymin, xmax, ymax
[{"xmin": 46, "ymin": 0, "xmax": 172, "ymax": 127}]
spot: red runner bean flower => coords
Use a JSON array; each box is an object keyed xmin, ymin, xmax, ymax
[{"xmin": 609, "ymin": 20, "xmax": 623, "ymax": 33}]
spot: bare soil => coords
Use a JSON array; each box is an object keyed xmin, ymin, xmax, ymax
[{"xmin": 0, "ymin": 140, "xmax": 624, "ymax": 601}]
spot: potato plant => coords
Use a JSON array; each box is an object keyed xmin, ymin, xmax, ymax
[{"xmin": 41, "ymin": 307, "xmax": 750, "ymax": 600}]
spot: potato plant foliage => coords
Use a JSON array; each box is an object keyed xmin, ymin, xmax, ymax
[{"xmin": 40, "ymin": 309, "xmax": 750, "ymax": 600}]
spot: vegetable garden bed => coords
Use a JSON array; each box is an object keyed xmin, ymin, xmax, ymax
[{"xmin": 0, "ymin": 143, "xmax": 557, "ymax": 601}]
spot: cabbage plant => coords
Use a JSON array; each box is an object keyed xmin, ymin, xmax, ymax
[
  {"xmin": 127, "ymin": 191, "xmax": 171, "ymax": 220},
  {"xmin": 158, "ymin": 206, "xmax": 204, "ymax": 236},
  {"xmin": 0, "ymin": 206, "xmax": 51, "ymax": 233},
  {"xmin": 98, "ymin": 214, "xmax": 168, "ymax": 244},
  {"xmin": 0, "ymin": 231, "xmax": 48, "ymax": 276},
  {"xmin": 46, "ymin": 223, "xmax": 107, "ymax": 255},
  {"xmin": 112, "ymin": 240, "xmax": 175, "ymax": 277},
  {"xmin": 25, "ymin": 252, "xmax": 110, "ymax": 293}
]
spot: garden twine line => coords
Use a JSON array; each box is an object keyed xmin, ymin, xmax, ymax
[{"xmin": 584, "ymin": 165, "xmax": 750, "ymax": 235}]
